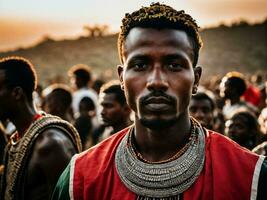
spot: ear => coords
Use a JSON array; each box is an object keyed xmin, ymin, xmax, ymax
[
  {"xmin": 11, "ymin": 87, "xmax": 24, "ymax": 100},
  {"xmin": 117, "ymin": 65, "xmax": 124, "ymax": 90},
  {"xmin": 192, "ymin": 66, "xmax": 202, "ymax": 94}
]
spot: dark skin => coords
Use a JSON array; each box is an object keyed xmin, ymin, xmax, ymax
[
  {"xmin": 225, "ymin": 116, "xmax": 256, "ymax": 150},
  {"xmin": 220, "ymin": 79, "xmax": 240, "ymax": 105},
  {"xmin": 189, "ymin": 99, "xmax": 214, "ymax": 129},
  {"xmin": 99, "ymin": 92, "xmax": 131, "ymax": 133},
  {"xmin": 118, "ymin": 28, "xmax": 201, "ymax": 162},
  {"xmin": 43, "ymin": 91, "xmax": 72, "ymax": 122},
  {"xmin": 0, "ymin": 70, "xmax": 77, "ymax": 200}
]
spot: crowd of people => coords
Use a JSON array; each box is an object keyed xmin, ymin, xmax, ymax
[{"xmin": 0, "ymin": 2, "xmax": 266, "ymax": 200}]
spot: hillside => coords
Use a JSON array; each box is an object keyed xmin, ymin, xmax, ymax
[{"xmin": 0, "ymin": 21, "xmax": 266, "ymax": 85}]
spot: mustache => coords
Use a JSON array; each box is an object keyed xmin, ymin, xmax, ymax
[{"xmin": 140, "ymin": 90, "xmax": 176, "ymax": 105}]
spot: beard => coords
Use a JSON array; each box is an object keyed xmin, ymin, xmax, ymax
[{"xmin": 140, "ymin": 116, "xmax": 177, "ymax": 130}]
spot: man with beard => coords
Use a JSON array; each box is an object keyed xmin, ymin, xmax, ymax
[
  {"xmin": 53, "ymin": 3, "xmax": 267, "ymax": 200},
  {"xmin": 0, "ymin": 57, "xmax": 82, "ymax": 200}
]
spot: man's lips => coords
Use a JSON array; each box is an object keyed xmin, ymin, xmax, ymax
[
  {"xmin": 143, "ymin": 96, "xmax": 173, "ymax": 105},
  {"xmin": 143, "ymin": 96, "xmax": 173, "ymax": 111}
]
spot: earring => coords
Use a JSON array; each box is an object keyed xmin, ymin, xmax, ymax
[{"xmin": 192, "ymin": 86, "xmax": 198, "ymax": 94}]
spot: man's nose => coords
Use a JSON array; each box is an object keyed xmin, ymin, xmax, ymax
[{"xmin": 146, "ymin": 65, "xmax": 168, "ymax": 91}]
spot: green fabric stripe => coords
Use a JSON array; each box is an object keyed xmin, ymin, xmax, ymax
[{"xmin": 51, "ymin": 163, "xmax": 71, "ymax": 200}]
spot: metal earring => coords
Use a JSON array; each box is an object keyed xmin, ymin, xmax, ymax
[{"xmin": 192, "ymin": 86, "xmax": 198, "ymax": 94}]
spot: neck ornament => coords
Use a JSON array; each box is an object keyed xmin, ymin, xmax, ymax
[{"xmin": 115, "ymin": 118, "xmax": 205, "ymax": 198}]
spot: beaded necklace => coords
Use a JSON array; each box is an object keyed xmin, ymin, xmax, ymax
[
  {"xmin": 115, "ymin": 118, "xmax": 205, "ymax": 198},
  {"xmin": 129, "ymin": 121, "xmax": 196, "ymax": 164}
]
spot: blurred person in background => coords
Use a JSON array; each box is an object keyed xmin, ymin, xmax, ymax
[
  {"xmin": 251, "ymin": 78, "xmax": 267, "ymax": 156},
  {"xmin": 220, "ymin": 71, "xmax": 258, "ymax": 120},
  {"xmin": 225, "ymin": 111, "xmax": 261, "ymax": 150},
  {"xmin": 74, "ymin": 97, "xmax": 96, "ymax": 149},
  {"xmin": 68, "ymin": 64, "xmax": 98, "ymax": 118},
  {"xmin": 42, "ymin": 84, "xmax": 73, "ymax": 122},
  {"xmin": 0, "ymin": 57, "xmax": 82, "ymax": 200},
  {"xmin": 92, "ymin": 78, "xmax": 105, "ymax": 95},
  {"xmin": 94, "ymin": 80, "xmax": 132, "ymax": 143},
  {"xmin": 242, "ymin": 74, "xmax": 262, "ymax": 109},
  {"xmin": 42, "ymin": 83, "xmax": 73, "ymax": 123},
  {"xmin": 189, "ymin": 90, "xmax": 225, "ymax": 134},
  {"xmin": 189, "ymin": 90, "xmax": 216, "ymax": 130}
]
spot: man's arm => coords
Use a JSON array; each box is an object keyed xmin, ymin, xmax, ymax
[{"xmin": 26, "ymin": 128, "xmax": 77, "ymax": 200}]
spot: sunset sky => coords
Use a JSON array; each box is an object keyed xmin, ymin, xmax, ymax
[{"xmin": 0, "ymin": 0, "xmax": 266, "ymax": 51}]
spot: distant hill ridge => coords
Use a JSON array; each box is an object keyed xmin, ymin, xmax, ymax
[{"xmin": 0, "ymin": 20, "xmax": 266, "ymax": 85}]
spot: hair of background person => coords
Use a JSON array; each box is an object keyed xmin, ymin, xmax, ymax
[
  {"xmin": 100, "ymin": 80, "xmax": 127, "ymax": 106},
  {"xmin": 0, "ymin": 56, "xmax": 37, "ymax": 101}
]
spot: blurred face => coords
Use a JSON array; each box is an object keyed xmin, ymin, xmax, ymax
[
  {"xmin": 225, "ymin": 116, "xmax": 251, "ymax": 143},
  {"xmin": 43, "ymin": 93, "xmax": 59, "ymax": 116},
  {"xmin": 189, "ymin": 98, "xmax": 214, "ymax": 129},
  {"xmin": 118, "ymin": 28, "xmax": 201, "ymax": 130},
  {"xmin": 0, "ymin": 70, "xmax": 14, "ymax": 121},
  {"xmin": 99, "ymin": 93, "xmax": 126, "ymax": 127}
]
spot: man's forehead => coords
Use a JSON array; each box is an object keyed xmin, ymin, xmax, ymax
[
  {"xmin": 123, "ymin": 27, "xmax": 194, "ymax": 60},
  {"xmin": 125, "ymin": 27, "xmax": 191, "ymax": 47}
]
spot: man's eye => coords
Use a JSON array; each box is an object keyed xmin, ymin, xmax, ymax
[
  {"xmin": 167, "ymin": 63, "xmax": 182, "ymax": 71},
  {"xmin": 133, "ymin": 63, "xmax": 148, "ymax": 71},
  {"xmin": 189, "ymin": 107, "xmax": 196, "ymax": 113}
]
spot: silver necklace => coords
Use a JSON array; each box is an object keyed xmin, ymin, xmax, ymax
[{"xmin": 115, "ymin": 119, "xmax": 205, "ymax": 198}]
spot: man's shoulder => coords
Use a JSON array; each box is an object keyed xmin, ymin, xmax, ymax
[
  {"xmin": 206, "ymin": 130, "xmax": 259, "ymax": 161},
  {"xmin": 73, "ymin": 127, "xmax": 129, "ymax": 169},
  {"xmin": 33, "ymin": 128, "xmax": 76, "ymax": 153},
  {"xmin": 34, "ymin": 114, "xmax": 82, "ymax": 151}
]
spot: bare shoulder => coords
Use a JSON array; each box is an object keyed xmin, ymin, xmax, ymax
[
  {"xmin": 29, "ymin": 128, "xmax": 77, "ymax": 170},
  {"xmin": 33, "ymin": 128, "xmax": 76, "ymax": 154},
  {"xmin": 25, "ymin": 128, "xmax": 77, "ymax": 199}
]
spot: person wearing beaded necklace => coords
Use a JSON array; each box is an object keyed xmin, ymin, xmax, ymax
[
  {"xmin": 52, "ymin": 3, "xmax": 267, "ymax": 200},
  {"xmin": 0, "ymin": 57, "xmax": 82, "ymax": 200}
]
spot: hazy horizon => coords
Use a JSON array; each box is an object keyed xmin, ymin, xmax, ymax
[{"xmin": 1, "ymin": 0, "xmax": 267, "ymax": 51}]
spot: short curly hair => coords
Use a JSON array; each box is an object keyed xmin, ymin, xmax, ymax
[
  {"xmin": 118, "ymin": 2, "xmax": 203, "ymax": 67},
  {"xmin": 0, "ymin": 56, "xmax": 37, "ymax": 101}
]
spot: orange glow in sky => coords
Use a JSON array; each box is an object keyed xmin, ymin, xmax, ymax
[{"xmin": 0, "ymin": 0, "xmax": 266, "ymax": 51}]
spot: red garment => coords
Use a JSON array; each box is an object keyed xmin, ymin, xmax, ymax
[
  {"xmin": 70, "ymin": 128, "xmax": 260, "ymax": 200},
  {"xmin": 243, "ymin": 86, "xmax": 261, "ymax": 107}
]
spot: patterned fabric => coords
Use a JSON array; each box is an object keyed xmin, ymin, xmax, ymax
[{"xmin": 0, "ymin": 114, "xmax": 82, "ymax": 200}]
